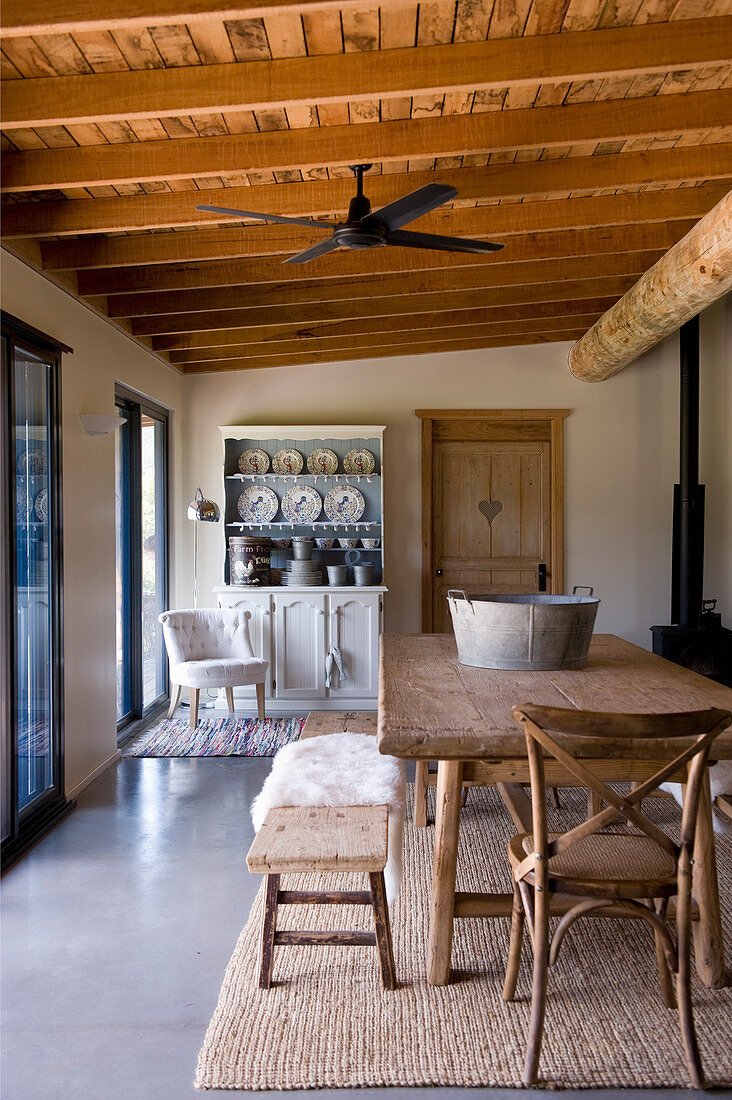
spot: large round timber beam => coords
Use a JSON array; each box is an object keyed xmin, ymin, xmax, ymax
[{"xmin": 568, "ymin": 190, "xmax": 732, "ymax": 383}]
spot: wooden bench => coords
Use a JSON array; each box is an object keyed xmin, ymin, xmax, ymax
[
  {"xmin": 246, "ymin": 804, "xmax": 397, "ymax": 990},
  {"xmin": 301, "ymin": 710, "xmax": 378, "ymax": 738}
]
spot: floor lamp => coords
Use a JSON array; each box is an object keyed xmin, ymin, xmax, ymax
[{"xmin": 187, "ymin": 488, "xmax": 220, "ymax": 608}]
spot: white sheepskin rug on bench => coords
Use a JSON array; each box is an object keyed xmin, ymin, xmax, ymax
[{"xmin": 251, "ymin": 732, "xmax": 406, "ymax": 902}]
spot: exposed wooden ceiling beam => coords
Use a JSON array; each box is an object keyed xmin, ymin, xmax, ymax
[
  {"xmin": 107, "ymin": 251, "xmax": 661, "ymax": 319},
  {"xmin": 5, "ymin": 146, "xmax": 729, "ymax": 240},
  {"xmin": 0, "ymin": 0, "xmax": 407, "ymax": 36},
  {"xmin": 3, "ymin": 19, "xmax": 728, "ymax": 130},
  {"xmin": 131, "ymin": 276, "xmax": 636, "ymax": 336},
  {"xmin": 180, "ymin": 331, "xmax": 588, "ymax": 373},
  {"xmin": 569, "ymin": 189, "xmax": 732, "ymax": 382},
  {"xmin": 40, "ymin": 186, "xmax": 725, "ymax": 271},
  {"xmin": 168, "ymin": 314, "xmax": 604, "ymax": 364},
  {"xmin": 152, "ymin": 297, "xmax": 621, "ymax": 350},
  {"xmin": 76, "ymin": 223, "xmax": 694, "ymax": 296},
  {"xmin": 3, "ymin": 90, "xmax": 726, "ymax": 193}
]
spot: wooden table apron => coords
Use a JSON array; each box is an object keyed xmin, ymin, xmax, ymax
[{"xmin": 377, "ymin": 633, "xmax": 732, "ymax": 988}]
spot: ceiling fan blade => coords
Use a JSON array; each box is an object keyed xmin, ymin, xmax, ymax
[
  {"xmin": 283, "ymin": 238, "xmax": 341, "ymax": 265},
  {"xmin": 386, "ymin": 228, "xmax": 505, "ymax": 254},
  {"xmin": 366, "ymin": 183, "xmax": 458, "ymax": 231},
  {"xmin": 196, "ymin": 204, "xmax": 337, "ymax": 230}
]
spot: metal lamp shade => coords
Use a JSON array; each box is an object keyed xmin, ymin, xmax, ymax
[{"xmin": 188, "ymin": 487, "xmax": 220, "ymax": 523}]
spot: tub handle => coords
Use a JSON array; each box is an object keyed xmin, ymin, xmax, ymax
[
  {"xmin": 572, "ymin": 585, "xmax": 594, "ymax": 597},
  {"xmin": 447, "ymin": 589, "xmax": 474, "ymax": 613}
]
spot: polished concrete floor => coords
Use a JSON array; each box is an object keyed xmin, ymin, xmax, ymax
[{"xmin": 1, "ymin": 752, "xmax": 718, "ymax": 1100}]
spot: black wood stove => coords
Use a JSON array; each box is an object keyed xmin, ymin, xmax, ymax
[{"xmin": 650, "ymin": 315, "xmax": 732, "ymax": 687}]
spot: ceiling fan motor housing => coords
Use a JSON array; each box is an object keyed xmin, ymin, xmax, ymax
[{"xmin": 334, "ymin": 222, "xmax": 387, "ymax": 250}]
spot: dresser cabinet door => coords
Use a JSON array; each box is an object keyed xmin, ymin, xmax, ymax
[
  {"xmin": 216, "ymin": 590, "xmax": 272, "ymax": 697},
  {"xmin": 273, "ymin": 594, "xmax": 326, "ymax": 700},
  {"xmin": 326, "ymin": 594, "xmax": 380, "ymax": 699}
]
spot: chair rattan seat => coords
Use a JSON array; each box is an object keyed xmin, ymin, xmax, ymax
[{"xmin": 511, "ymin": 831, "xmax": 677, "ymax": 883}]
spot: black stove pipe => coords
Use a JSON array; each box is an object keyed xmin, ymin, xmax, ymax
[{"xmin": 678, "ymin": 315, "xmax": 701, "ymax": 628}]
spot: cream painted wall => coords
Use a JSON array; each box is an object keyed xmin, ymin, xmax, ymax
[
  {"xmin": 2, "ymin": 251, "xmax": 184, "ymax": 795},
  {"xmin": 180, "ymin": 297, "xmax": 730, "ymax": 651}
]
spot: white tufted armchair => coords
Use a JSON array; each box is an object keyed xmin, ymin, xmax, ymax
[{"xmin": 159, "ymin": 608, "xmax": 268, "ymax": 728}]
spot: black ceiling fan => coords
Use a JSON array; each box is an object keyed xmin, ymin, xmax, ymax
[{"xmin": 196, "ymin": 163, "xmax": 505, "ymax": 265}]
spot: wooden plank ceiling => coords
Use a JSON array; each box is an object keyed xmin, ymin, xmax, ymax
[{"xmin": 1, "ymin": 0, "xmax": 731, "ymax": 374}]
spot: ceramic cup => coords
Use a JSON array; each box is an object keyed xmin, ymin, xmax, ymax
[
  {"xmin": 353, "ymin": 563, "xmax": 374, "ymax": 586},
  {"xmin": 360, "ymin": 538, "xmax": 381, "ymax": 549},
  {"xmin": 327, "ymin": 564, "xmax": 348, "ymax": 586},
  {"xmin": 315, "ymin": 537, "xmax": 335, "ymax": 549},
  {"xmin": 272, "ymin": 537, "xmax": 291, "ymax": 549},
  {"xmin": 337, "ymin": 537, "xmax": 359, "ymax": 548}
]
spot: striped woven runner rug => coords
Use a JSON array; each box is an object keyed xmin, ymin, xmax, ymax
[{"xmin": 124, "ymin": 716, "xmax": 304, "ymax": 757}]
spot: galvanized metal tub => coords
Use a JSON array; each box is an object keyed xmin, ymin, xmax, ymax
[{"xmin": 447, "ymin": 588, "xmax": 600, "ymax": 671}]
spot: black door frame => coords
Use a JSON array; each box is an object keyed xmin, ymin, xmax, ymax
[
  {"xmin": 2, "ymin": 312, "xmax": 74, "ymax": 870},
  {"xmin": 115, "ymin": 384, "xmax": 170, "ymax": 734}
]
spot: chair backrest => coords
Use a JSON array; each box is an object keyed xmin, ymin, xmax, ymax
[
  {"xmin": 159, "ymin": 608, "xmax": 255, "ymax": 668},
  {"xmin": 511, "ymin": 703, "xmax": 731, "ymax": 879}
]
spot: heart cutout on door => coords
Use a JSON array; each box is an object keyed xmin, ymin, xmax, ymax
[{"xmin": 479, "ymin": 499, "xmax": 503, "ymax": 525}]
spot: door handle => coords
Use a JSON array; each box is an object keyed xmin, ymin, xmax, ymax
[
  {"xmin": 436, "ymin": 569, "xmax": 443, "ymax": 576},
  {"xmin": 538, "ymin": 563, "xmax": 547, "ymax": 592}
]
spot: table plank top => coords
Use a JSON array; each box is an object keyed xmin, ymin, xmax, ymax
[{"xmin": 377, "ymin": 633, "xmax": 732, "ymax": 760}]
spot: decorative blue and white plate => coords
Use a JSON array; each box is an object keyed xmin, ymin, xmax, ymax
[
  {"xmin": 281, "ymin": 485, "xmax": 322, "ymax": 524},
  {"xmin": 343, "ymin": 448, "xmax": 375, "ymax": 475},
  {"xmin": 272, "ymin": 448, "xmax": 303, "ymax": 475},
  {"xmin": 306, "ymin": 448, "xmax": 338, "ymax": 475},
  {"xmin": 324, "ymin": 485, "xmax": 365, "ymax": 523},
  {"xmin": 238, "ymin": 448, "xmax": 270, "ymax": 475},
  {"xmin": 17, "ymin": 447, "xmax": 47, "ymax": 476},
  {"xmin": 34, "ymin": 488, "xmax": 48, "ymax": 523},
  {"xmin": 237, "ymin": 485, "xmax": 278, "ymax": 523}
]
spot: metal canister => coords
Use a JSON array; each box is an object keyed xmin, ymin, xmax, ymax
[{"xmin": 229, "ymin": 536, "xmax": 271, "ymax": 586}]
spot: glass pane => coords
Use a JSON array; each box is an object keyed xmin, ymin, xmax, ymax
[
  {"xmin": 141, "ymin": 415, "xmax": 165, "ymax": 707},
  {"xmin": 14, "ymin": 347, "xmax": 54, "ymax": 814},
  {"xmin": 115, "ymin": 407, "xmax": 132, "ymax": 722}
]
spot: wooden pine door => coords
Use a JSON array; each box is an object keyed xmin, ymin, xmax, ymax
[{"xmin": 420, "ymin": 412, "xmax": 567, "ymax": 633}]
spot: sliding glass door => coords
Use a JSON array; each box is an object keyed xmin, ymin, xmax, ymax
[
  {"xmin": 2, "ymin": 315, "xmax": 71, "ymax": 868},
  {"xmin": 115, "ymin": 388, "xmax": 169, "ymax": 732}
]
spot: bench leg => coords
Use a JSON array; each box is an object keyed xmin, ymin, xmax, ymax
[
  {"xmin": 414, "ymin": 761, "xmax": 429, "ymax": 827},
  {"xmin": 259, "ymin": 873, "xmax": 280, "ymax": 990},
  {"xmin": 369, "ymin": 871, "xmax": 397, "ymax": 990}
]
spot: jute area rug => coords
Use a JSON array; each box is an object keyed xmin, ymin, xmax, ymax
[
  {"xmin": 124, "ymin": 716, "xmax": 304, "ymax": 757},
  {"xmin": 196, "ymin": 785, "xmax": 732, "ymax": 1090}
]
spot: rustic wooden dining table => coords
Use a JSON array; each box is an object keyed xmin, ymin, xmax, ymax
[{"xmin": 377, "ymin": 632, "xmax": 732, "ymax": 988}]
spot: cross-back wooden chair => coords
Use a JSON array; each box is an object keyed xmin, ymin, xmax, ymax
[{"xmin": 502, "ymin": 703, "xmax": 732, "ymax": 1089}]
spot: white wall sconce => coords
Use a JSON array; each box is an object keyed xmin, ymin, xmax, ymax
[{"xmin": 80, "ymin": 413, "xmax": 126, "ymax": 435}]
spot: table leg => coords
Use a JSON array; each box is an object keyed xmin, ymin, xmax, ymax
[
  {"xmin": 690, "ymin": 770, "xmax": 729, "ymax": 988},
  {"xmin": 427, "ymin": 759, "xmax": 464, "ymax": 986},
  {"xmin": 414, "ymin": 760, "xmax": 430, "ymax": 827}
]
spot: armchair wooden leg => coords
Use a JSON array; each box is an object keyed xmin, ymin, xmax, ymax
[
  {"xmin": 502, "ymin": 882, "xmax": 525, "ymax": 1002},
  {"xmin": 676, "ymin": 862, "xmax": 705, "ymax": 1088},
  {"xmin": 524, "ymin": 882, "xmax": 550, "ymax": 1086},
  {"xmin": 225, "ymin": 686, "xmax": 235, "ymax": 714},
  {"xmin": 256, "ymin": 681, "xmax": 266, "ymax": 720},
  {"xmin": 414, "ymin": 761, "xmax": 429, "ymax": 827},
  {"xmin": 653, "ymin": 898, "xmax": 676, "ymax": 1009},
  {"xmin": 167, "ymin": 683, "xmax": 181, "ymax": 719},
  {"xmin": 189, "ymin": 688, "xmax": 200, "ymax": 729}
]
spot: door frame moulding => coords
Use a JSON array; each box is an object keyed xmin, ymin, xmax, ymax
[{"xmin": 416, "ymin": 409, "xmax": 570, "ymax": 632}]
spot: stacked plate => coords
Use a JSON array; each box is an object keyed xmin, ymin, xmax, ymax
[{"xmin": 281, "ymin": 559, "xmax": 322, "ymax": 586}]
